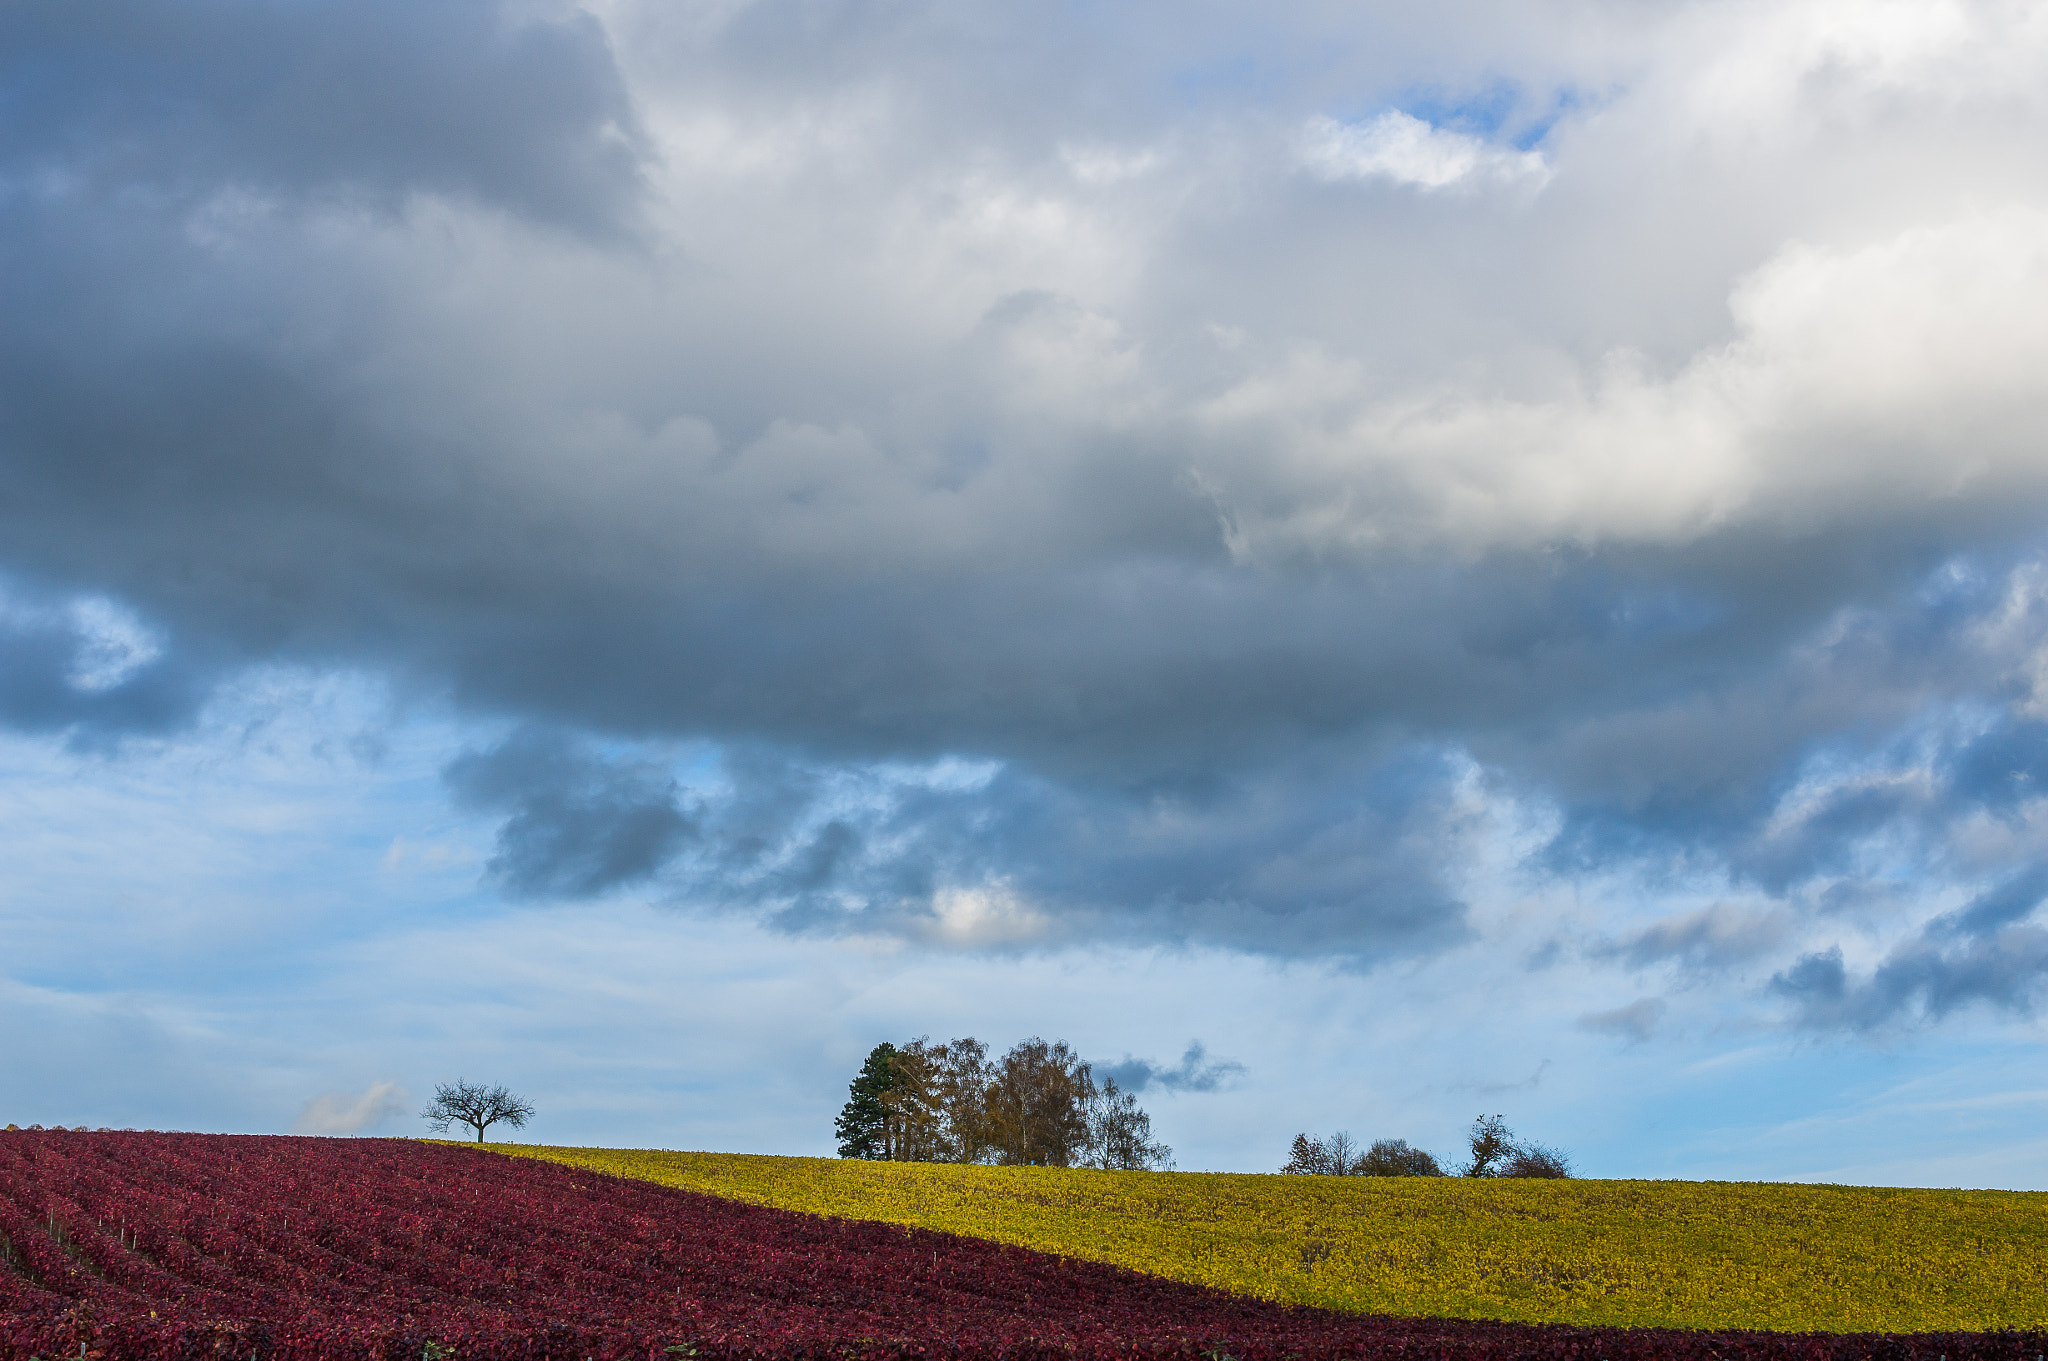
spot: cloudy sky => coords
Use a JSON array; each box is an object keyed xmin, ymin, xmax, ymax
[{"xmin": 7, "ymin": 0, "xmax": 2048, "ymax": 1184}]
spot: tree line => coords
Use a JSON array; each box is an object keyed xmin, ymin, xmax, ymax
[
  {"xmin": 1283, "ymin": 1115, "xmax": 1571, "ymax": 1178},
  {"xmin": 835, "ymin": 1037, "xmax": 1173, "ymax": 1170}
]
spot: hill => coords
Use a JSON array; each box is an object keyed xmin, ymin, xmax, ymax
[{"xmin": 489, "ymin": 1143, "xmax": 2048, "ymax": 1334}]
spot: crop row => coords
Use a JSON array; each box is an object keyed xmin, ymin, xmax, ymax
[{"xmin": 0, "ymin": 1131, "xmax": 2040, "ymax": 1361}]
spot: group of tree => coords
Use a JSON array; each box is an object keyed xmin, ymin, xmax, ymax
[
  {"xmin": 835, "ymin": 1037, "xmax": 1173, "ymax": 1170},
  {"xmin": 1282, "ymin": 1115, "xmax": 1571, "ymax": 1179}
]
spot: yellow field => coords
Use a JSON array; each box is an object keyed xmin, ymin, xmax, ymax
[{"xmin": 471, "ymin": 1144, "xmax": 2048, "ymax": 1334}]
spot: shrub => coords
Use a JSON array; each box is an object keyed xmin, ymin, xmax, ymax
[
  {"xmin": 1461, "ymin": 1115, "xmax": 1572, "ymax": 1179},
  {"xmin": 1500, "ymin": 1144, "xmax": 1573, "ymax": 1178},
  {"xmin": 1358, "ymin": 1138, "xmax": 1443, "ymax": 1177}
]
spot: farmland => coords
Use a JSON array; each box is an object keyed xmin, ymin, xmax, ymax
[
  {"xmin": 0, "ymin": 1130, "xmax": 2040, "ymax": 1361},
  {"xmin": 494, "ymin": 1144, "xmax": 2048, "ymax": 1335}
]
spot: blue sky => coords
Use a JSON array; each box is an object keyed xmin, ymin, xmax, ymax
[{"xmin": 7, "ymin": 0, "xmax": 2048, "ymax": 1184}]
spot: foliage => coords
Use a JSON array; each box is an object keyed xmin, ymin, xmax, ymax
[
  {"xmin": 503, "ymin": 1142, "xmax": 2048, "ymax": 1335},
  {"xmin": 1284, "ymin": 1133, "xmax": 1438, "ymax": 1177},
  {"xmin": 1359, "ymin": 1138, "xmax": 1444, "ymax": 1176},
  {"xmin": 14, "ymin": 1131, "xmax": 2037, "ymax": 1360},
  {"xmin": 1462, "ymin": 1114, "xmax": 1517, "ymax": 1177},
  {"xmin": 1460, "ymin": 1116, "xmax": 1571, "ymax": 1179},
  {"xmin": 1501, "ymin": 1143, "xmax": 1573, "ymax": 1179},
  {"xmin": 986, "ymin": 1036, "xmax": 1094, "ymax": 1166},
  {"xmin": 834, "ymin": 1042, "xmax": 898, "ymax": 1159},
  {"xmin": 418, "ymin": 1078, "xmax": 533, "ymax": 1143},
  {"xmin": 841, "ymin": 1035, "xmax": 1169, "ymax": 1169}
]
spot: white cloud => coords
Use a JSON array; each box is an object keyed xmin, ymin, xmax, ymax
[
  {"xmin": 1194, "ymin": 207, "xmax": 2048, "ymax": 560},
  {"xmin": 293, "ymin": 1080, "xmax": 411, "ymax": 1135},
  {"xmin": 918, "ymin": 881, "xmax": 1053, "ymax": 948},
  {"xmin": 67, "ymin": 597, "xmax": 162, "ymax": 693},
  {"xmin": 1297, "ymin": 112, "xmax": 1549, "ymax": 191}
]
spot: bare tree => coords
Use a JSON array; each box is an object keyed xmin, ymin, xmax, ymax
[
  {"xmin": 1281, "ymin": 1131, "xmax": 1365, "ymax": 1175},
  {"xmin": 1500, "ymin": 1143, "xmax": 1573, "ymax": 1178},
  {"xmin": 421, "ymin": 1080, "xmax": 534, "ymax": 1143},
  {"xmin": 1084, "ymin": 1079, "xmax": 1173, "ymax": 1170}
]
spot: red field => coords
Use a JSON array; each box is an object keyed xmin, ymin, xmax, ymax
[{"xmin": 0, "ymin": 1130, "xmax": 2034, "ymax": 1361}]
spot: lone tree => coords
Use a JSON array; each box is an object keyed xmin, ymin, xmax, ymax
[{"xmin": 421, "ymin": 1080, "xmax": 534, "ymax": 1143}]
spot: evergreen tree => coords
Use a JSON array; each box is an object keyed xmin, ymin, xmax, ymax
[
  {"xmin": 834, "ymin": 1042, "xmax": 898, "ymax": 1158},
  {"xmin": 1280, "ymin": 1132, "xmax": 1327, "ymax": 1174}
]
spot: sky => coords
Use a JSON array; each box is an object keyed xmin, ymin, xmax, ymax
[{"xmin": 6, "ymin": 0, "xmax": 2048, "ymax": 1186}]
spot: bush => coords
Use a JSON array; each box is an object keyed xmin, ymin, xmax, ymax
[
  {"xmin": 1359, "ymin": 1138, "xmax": 1444, "ymax": 1176},
  {"xmin": 1461, "ymin": 1115, "xmax": 1572, "ymax": 1179},
  {"xmin": 1500, "ymin": 1144, "xmax": 1572, "ymax": 1178}
]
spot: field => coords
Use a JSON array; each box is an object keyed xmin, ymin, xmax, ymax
[
  {"xmin": 2, "ymin": 1130, "xmax": 2041, "ymax": 1361},
  {"xmin": 0, "ymin": 1129, "xmax": 1575, "ymax": 1361},
  {"xmin": 490, "ymin": 1144, "xmax": 2048, "ymax": 1335}
]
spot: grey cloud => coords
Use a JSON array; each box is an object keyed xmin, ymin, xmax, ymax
[
  {"xmin": 292, "ymin": 1080, "xmax": 410, "ymax": 1135},
  {"xmin": 1935, "ymin": 866, "xmax": 2048, "ymax": 938},
  {"xmin": 7, "ymin": 0, "xmax": 2048, "ymax": 973},
  {"xmin": 0, "ymin": 0, "xmax": 646, "ymax": 236},
  {"xmin": 1946, "ymin": 722, "xmax": 2048, "ymax": 818},
  {"xmin": 0, "ymin": 597, "xmax": 203, "ymax": 742},
  {"xmin": 1603, "ymin": 904, "xmax": 1791, "ymax": 972},
  {"xmin": 1096, "ymin": 1041, "xmax": 1246, "ymax": 1094},
  {"xmin": 1578, "ymin": 997, "xmax": 1665, "ymax": 1043},
  {"xmin": 1773, "ymin": 871, "xmax": 2048, "ymax": 1032},
  {"xmin": 1772, "ymin": 928, "xmax": 2048, "ymax": 1033},
  {"xmin": 445, "ymin": 729, "xmax": 697, "ymax": 899},
  {"xmin": 1446, "ymin": 1059, "xmax": 1551, "ymax": 1096},
  {"xmin": 598, "ymin": 741, "xmax": 1481, "ymax": 960}
]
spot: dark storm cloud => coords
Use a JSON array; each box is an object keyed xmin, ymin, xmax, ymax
[
  {"xmin": 443, "ymin": 731, "xmax": 1478, "ymax": 956},
  {"xmin": 0, "ymin": 0, "xmax": 645, "ymax": 235},
  {"xmin": 0, "ymin": 598, "xmax": 202, "ymax": 741},
  {"xmin": 445, "ymin": 728, "xmax": 696, "ymax": 899},
  {"xmin": 8, "ymin": 0, "xmax": 2048, "ymax": 976},
  {"xmin": 1512, "ymin": 547, "xmax": 2023, "ymax": 882},
  {"xmin": 1096, "ymin": 1041, "xmax": 1246, "ymax": 1094}
]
